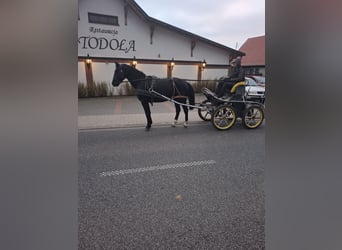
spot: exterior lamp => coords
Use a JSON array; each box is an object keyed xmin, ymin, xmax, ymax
[
  {"xmin": 201, "ymin": 59, "xmax": 206, "ymax": 71},
  {"xmin": 170, "ymin": 58, "xmax": 175, "ymax": 71},
  {"xmin": 85, "ymin": 54, "xmax": 92, "ymax": 65},
  {"xmin": 132, "ymin": 56, "xmax": 137, "ymax": 68}
]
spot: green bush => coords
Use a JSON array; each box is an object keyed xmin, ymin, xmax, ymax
[
  {"xmin": 192, "ymin": 79, "xmax": 217, "ymax": 93},
  {"xmin": 96, "ymin": 82, "xmax": 109, "ymax": 97},
  {"xmin": 87, "ymin": 83, "xmax": 96, "ymax": 97},
  {"xmin": 117, "ymin": 81, "xmax": 135, "ymax": 96},
  {"xmin": 78, "ymin": 82, "xmax": 87, "ymax": 98},
  {"xmin": 78, "ymin": 78, "xmax": 220, "ymax": 98},
  {"xmin": 126, "ymin": 82, "xmax": 135, "ymax": 95},
  {"xmin": 78, "ymin": 81, "xmax": 110, "ymax": 98}
]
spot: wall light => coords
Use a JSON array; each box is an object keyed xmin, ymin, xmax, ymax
[
  {"xmin": 170, "ymin": 58, "xmax": 175, "ymax": 71},
  {"xmin": 132, "ymin": 56, "xmax": 138, "ymax": 68},
  {"xmin": 202, "ymin": 59, "xmax": 206, "ymax": 68},
  {"xmin": 85, "ymin": 54, "xmax": 92, "ymax": 65},
  {"xmin": 200, "ymin": 59, "xmax": 206, "ymax": 71}
]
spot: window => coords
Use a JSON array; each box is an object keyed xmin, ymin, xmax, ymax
[
  {"xmin": 246, "ymin": 68, "xmax": 254, "ymax": 75},
  {"xmin": 245, "ymin": 67, "xmax": 261, "ymax": 75},
  {"xmin": 88, "ymin": 12, "xmax": 119, "ymax": 26}
]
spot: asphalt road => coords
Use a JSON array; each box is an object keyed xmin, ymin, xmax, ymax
[{"xmin": 79, "ymin": 123, "xmax": 265, "ymax": 249}]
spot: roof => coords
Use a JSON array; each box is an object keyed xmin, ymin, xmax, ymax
[
  {"xmin": 125, "ymin": 0, "xmax": 245, "ymax": 57},
  {"xmin": 239, "ymin": 35, "xmax": 265, "ymax": 66}
]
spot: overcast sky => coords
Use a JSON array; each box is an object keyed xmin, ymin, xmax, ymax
[{"xmin": 134, "ymin": 0, "xmax": 265, "ymax": 50}]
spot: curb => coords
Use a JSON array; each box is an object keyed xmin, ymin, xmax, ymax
[
  {"xmin": 78, "ymin": 120, "xmax": 206, "ymax": 131},
  {"xmin": 78, "ymin": 112, "xmax": 205, "ymax": 130}
]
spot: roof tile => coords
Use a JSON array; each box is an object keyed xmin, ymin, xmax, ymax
[{"xmin": 239, "ymin": 35, "xmax": 265, "ymax": 66}]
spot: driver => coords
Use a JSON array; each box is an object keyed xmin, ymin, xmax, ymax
[{"xmin": 215, "ymin": 56, "xmax": 245, "ymax": 98}]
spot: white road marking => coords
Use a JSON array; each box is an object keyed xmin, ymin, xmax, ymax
[{"xmin": 99, "ymin": 160, "xmax": 216, "ymax": 177}]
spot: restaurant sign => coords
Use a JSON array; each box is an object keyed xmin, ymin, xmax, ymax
[{"xmin": 78, "ymin": 27, "xmax": 136, "ymax": 53}]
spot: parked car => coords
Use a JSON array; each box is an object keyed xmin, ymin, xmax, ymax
[
  {"xmin": 215, "ymin": 76, "xmax": 265, "ymax": 104},
  {"xmin": 246, "ymin": 75, "xmax": 265, "ymax": 87},
  {"xmin": 245, "ymin": 77, "xmax": 265, "ymax": 104}
]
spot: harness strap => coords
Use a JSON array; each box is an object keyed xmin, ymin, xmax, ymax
[
  {"xmin": 171, "ymin": 79, "xmax": 188, "ymax": 99},
  {"xmin": 147, "ymin": 77, "xmax": 155, "ymax": 105},
  {"xmin": 143, "ymin": 77, "xmax": 188, "ymax": 104}
]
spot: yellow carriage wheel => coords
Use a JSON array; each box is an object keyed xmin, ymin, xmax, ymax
[
  {"xmin": 242, "ymin": 105, "xmax": 264, "ymax": 129},
  {"xmin": 211, "ymin": 105, "xmax": 236, "ymax": 131}
]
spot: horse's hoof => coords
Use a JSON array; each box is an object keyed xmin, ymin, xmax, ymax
[
  {"xmin": 171, "ymin": 120, "xmax": 177, "ymax": 127},
  {"xmin": 183, "ymin": 122, "xmax": 188, "ymax": 128},
  {"xmin": 145, "ymin": 126, "xmax": 151, "ymax": 131}
]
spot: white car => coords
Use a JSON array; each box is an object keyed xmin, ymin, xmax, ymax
[{"xmin": 245, "ymin": 77, "xmax": 265, "ymax": 103}]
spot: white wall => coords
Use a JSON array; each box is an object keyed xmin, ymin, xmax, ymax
[
  {"xmin": 203, "ymin": 69, "xmax": 228, "ymax": 80},
  {"xmin": 172, "ymin": 65, "xmax": 197, "ymax": 80},
  {"xmin": 92, "ymin": 62, "xmax": 116, "ymax": 84},
  {"xmin": 78, "ymin": 62, "xmax": 86, "ymax": 84},
  {"xmin": 137, "ymin": 64, "xmax": 167, "ymax": 78}
]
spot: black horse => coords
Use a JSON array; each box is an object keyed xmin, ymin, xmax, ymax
[{"xmin": 112, "ymin": 63, "xmax": 195, "ymax": 130}]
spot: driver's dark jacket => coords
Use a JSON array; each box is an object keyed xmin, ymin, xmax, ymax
[{"xmin": 225, "ymin": 66, "xmax": 245, "ymax": 83}]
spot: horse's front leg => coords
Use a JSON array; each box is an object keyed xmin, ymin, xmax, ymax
[
  {"xmin": 141, "ymin": 101, "xmax": 152, "ymax": 130},
  {"xmin": 172, "ymin": 103, "xmax": 181, "ymax": 127},
  {"xmin": 182, "ymin": 104, "xmax": 189, "ymax": 128}
]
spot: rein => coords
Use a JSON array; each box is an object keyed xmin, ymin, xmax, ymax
[{"xmin": 125, "ymin": 77, "xmax": 188, "ymax": 101}]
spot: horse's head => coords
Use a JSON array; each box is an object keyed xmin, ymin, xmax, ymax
[{"xmin": 112, "ymin": 62, "xmax": 126, "ymax": 87}]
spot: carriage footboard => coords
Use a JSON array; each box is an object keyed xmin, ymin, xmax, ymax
[
  {"xmin": 201, "ymin": 87, "xmax": 222, "ymax": 103},
  {"xmin": 201, "ymin": 87, "xmax": 215, "ymax": 97}
]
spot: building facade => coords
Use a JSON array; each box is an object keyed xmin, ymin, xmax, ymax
[
  {"xmin": 239, "ymin": 35, "xmax": 265, "ymax": 76},
  {"xmin": 78, "ymin": 0, "xmax": 245, "ymax": 95}
]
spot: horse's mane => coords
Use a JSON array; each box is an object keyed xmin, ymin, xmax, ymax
[{"xmin": 122, "ymin": 64, "xmax": 146, "ymax": 78}]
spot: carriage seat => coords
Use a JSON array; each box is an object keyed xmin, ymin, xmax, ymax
[{"xmin": 230, "ymin": 81, "xmax": 246, "ymax": 94}]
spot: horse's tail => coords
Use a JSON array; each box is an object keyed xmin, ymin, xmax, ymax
[{"xmin": 187, "ymin": 82, "xmax": 195, "ymax": 110}]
